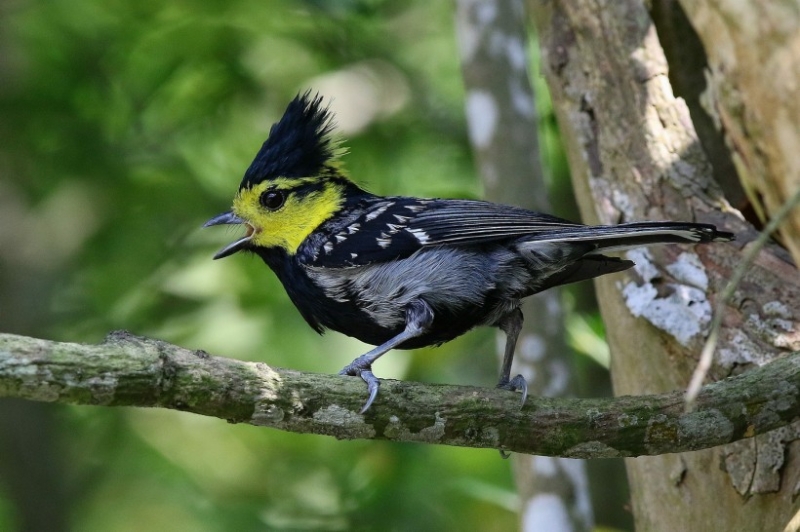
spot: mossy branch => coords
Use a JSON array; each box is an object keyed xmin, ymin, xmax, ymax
[{"xmin": 0, "ymin": 331, "xmax": 797, "ymax": 457}]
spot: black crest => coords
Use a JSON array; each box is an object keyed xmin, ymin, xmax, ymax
[{"xmin": 240, "ymin": 92, "xmax": 338, "ymax": 189}]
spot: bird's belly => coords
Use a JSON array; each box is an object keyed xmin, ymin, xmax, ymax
[
  {"xmin": 303, "ymin": 247, "xmax": 524, "ymax": 348},
  {"xmin": 320, "ymin": 301, "xmax": 487, "ymax": 349}
]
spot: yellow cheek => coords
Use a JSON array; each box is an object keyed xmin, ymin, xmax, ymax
[
  {"xmin": 250, "ymin": 197, "xmax": 315, "ymax": 251},
  {"xmin": 232, "ymin": 181, "xmax": 343, "ymax": 254}
]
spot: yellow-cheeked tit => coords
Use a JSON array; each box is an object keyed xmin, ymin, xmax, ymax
[{"xmin": 205, "ymin": 92, "xmax": 734, "ymax": 413}]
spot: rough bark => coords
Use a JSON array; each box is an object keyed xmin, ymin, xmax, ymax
[
  {"xmin": 455, "ymin": 1, "xmax": 592, "ymax": 530},
  {"xmin": 677, "ymin": 0, "xmax": 800, "ymax": 264},
  {"xmin": 529, "ymin": 0, "xmax": 800, "ymax": 530},
  {"xmin": 649, "ymin": 0, "xmax": 746, "ymax": 212},
  {"xmin": 0, "ymin": 331, "xmax": 799, "ymax": 460}
]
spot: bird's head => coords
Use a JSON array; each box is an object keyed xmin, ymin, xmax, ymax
[{"xmin": 205, "ymin": 92, "xmax": 353, "ymax": 259}]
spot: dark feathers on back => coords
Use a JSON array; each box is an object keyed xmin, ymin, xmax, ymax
[{"xmin": 240, "ymin": 92, "xmax": 336, "ymax": 189}]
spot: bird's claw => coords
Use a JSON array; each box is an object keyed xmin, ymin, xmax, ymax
[
  {"xmin": 339, "ymin": 364, "xmax": 381, "ymax": 413},
  {"xmin": 497, "ymin": 374, "xmax": 528, "ymax": 407}
]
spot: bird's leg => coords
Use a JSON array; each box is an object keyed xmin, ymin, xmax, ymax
[
  {"xmin": 495, "ymin": 307, "xmax": 528, "ymax": 406},
  {"xmin": 339, "ymin": 299, "xmax": 434, "ymax": 413}
]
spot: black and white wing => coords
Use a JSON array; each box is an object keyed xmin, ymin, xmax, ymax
[
  {"xmin": 299, "ymin": 196, "xmax": 733, "ymax": 268},
  {"xmin": 300, "ymin": 197, "xmax": 583, "ymax": 267}
]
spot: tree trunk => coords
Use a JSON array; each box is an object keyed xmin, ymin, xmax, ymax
[
  {"xmin": 677, "ymin": 0, "xmax": 800, "ymax": 265},
  {"xmin": 529, "ymin": 0, "xmax": 800, "ymax": 530}
]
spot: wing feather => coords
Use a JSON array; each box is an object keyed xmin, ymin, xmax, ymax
[
  {"xmin": 301, "ymin": 198, "xmax": 585, "ymax": 267},
  {"xmin": 299, "ymin": 196, "xmax": 731, "ymax": 269},
  {"xmin": 406, "ymin": 200, "xmax": 583, "ymax": 244}
]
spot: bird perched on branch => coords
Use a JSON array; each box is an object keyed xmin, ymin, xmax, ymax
[{"xmin": 205, "ymin": 92, "xmax": 733, "ymax": 413}]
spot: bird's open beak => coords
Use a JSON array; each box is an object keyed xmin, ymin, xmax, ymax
[{"xmin": 203, "ymin": 211, "xmax": 253, "ymax": 259}]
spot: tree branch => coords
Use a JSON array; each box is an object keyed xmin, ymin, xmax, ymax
[{"xmin": 1, "ymin": 331, "xmax": 798, "ymax": 457}]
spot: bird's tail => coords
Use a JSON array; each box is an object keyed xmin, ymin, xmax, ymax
[
  {"xmin": 519, "ymin": 221, "xmax": 733, "ymax": 291},
  {"xmin": 523, "ymin": 221, "xmax": 734, "ymax": 254}
]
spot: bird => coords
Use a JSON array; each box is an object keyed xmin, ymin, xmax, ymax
[{"xmin": 204, "ymin": 91, "xmax": 734, "ymax": 413}]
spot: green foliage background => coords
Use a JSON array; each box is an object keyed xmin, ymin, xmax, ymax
[{"xmin": 0, "ymin": 1, "xmax": 617, "ymax": 531}]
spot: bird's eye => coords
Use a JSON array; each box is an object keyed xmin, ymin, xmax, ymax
[{"xmin": 260, "ymin": 190, "xmax": 285, "ymax": 211}]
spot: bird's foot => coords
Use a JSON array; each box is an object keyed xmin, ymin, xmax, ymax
[
  {"xmin": 497, "ymin": 374, "xmax": 528, "ymax": 407},
  {"xmin": 339, "ymin": 359, "xmax": 381, "ymax": 414}
]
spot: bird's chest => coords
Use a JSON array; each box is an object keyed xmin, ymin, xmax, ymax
[
  {"xmin": 305, "ymin": 247, "xmax": 518, "ymax": 340},
  {"xmin": 259, "ymin": 254, "xmax": 397, "ymax": 345},
  {"xmin": 302, "ymin": 263, "xmax": 410, "ymax": 333},
  {"xmin": 261, "ymin": 246, "xmax": 527, "ymax": 348}
]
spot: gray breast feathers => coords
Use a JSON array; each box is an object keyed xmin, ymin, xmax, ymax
[{"xmin": 305, "ymin": 246, "xmax": 523, "ymax": 329}]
